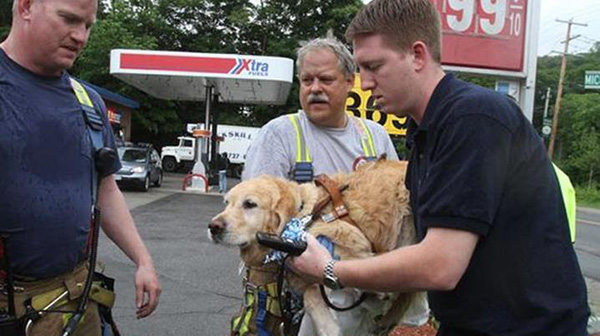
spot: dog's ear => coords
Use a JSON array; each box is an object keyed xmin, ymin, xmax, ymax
[
  {"xmin": 269, "ymin": 179, "xmax": 301, "ymax": 233},
  {"xmin": 297, "ymin": 183, "xmax": 319, "ymax": 217},
  {"xmin": 377, "ymin": 153, "xmax": 388, "ymax": 161}
]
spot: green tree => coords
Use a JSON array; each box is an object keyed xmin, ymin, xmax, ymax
[
  {"xmin": 0, "ymin": 0, "xmax": 12, "ymax": 40},
  {"xmin": 243, "ymin": 0, "xmax": 364, "ymax": 125},
  {"xmin": 558, "ymin": 93, "xmax": 600, "ymax": 186}
]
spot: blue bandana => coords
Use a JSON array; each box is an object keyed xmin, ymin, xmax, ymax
[{"xmin": 263, "ymin": 217, "xmax": 339, "ymax": 264}]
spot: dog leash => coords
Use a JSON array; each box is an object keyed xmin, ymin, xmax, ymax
[{"xmin": 299, "ymin": 175, "xmax": 370, "ymax": 312}]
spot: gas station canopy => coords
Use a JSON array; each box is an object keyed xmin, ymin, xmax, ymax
[{"xmin": 110, "ymin": 49, "xmax": 294, "ymax": 105}]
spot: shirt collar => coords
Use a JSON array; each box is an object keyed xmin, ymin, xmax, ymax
[{"xmin": 406, "ymin": 73, "xmax": 455, "ymax": 150}]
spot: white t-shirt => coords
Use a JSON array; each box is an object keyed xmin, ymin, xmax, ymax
[{"xmin": 242, "ymin": 110, "xmax": 398, "ymax": 180}]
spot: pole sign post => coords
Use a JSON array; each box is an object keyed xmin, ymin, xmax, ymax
[{"xmin": 584, "ymin": 71, "xmax": 600, "ymax": 90}]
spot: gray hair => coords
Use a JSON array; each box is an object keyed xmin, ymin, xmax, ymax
[{"xmin": 296, "ymin": 33, "xmax": 355, "ymax": 79}]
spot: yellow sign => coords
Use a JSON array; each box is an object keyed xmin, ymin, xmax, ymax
[{"xmin": 346, "ymin": 74, "xmax": 408, "ymax": 136}]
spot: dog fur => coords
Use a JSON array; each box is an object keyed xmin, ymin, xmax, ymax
[{"xmin": 209, "ymin": 159, "xmax": 421, "ymax": 336}]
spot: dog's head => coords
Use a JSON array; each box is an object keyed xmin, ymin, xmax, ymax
[{"xmin": 208, "ymin": 175, "xmax": 317, "ymax": 258}]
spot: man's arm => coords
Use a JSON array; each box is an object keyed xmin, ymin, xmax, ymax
[
  {"xmin": 97, "ymin": 175, "xmax": 161, "ymax": 318},
  {"xmin": 289, "ymin": 227, "xmax": 478, "ymax": 292}
]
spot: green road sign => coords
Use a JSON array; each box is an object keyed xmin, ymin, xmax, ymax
[
  {"xmin": 584, "ymin": 71, "xmax": 600, "ymax": 89},
  {"xmin": 542, "ymin": 118, "xmax": 552, "ymax": 137}
]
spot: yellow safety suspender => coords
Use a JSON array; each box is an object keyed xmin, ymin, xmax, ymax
[
  {"xmin": 287, "ymin": 114, "xmax": 311, "ymax": 163},
  {"xmin": 353, "ymin": 117, "xmax": 376, "ymax": 159},
  {"xmin": 553, "ymin": 163, "xmax": 576, "ymax": 243},
  {"xmin": 287, "ymin": 113, "xmax": 377, "ymax": 183},
  {"xmin": 69, "ymin": 78, "xmax": 94, "ymax": 108}
]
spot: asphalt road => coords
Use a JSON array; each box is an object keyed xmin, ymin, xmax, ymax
[
  {"xmin": 99, "ymin": 174, "xmax": 241, "ymax": 336},
  {"xmin": 101, "ymin": 173, "xmax": 600, "ymax": 335},
  {"xmin": 576, "ymin": 209, "xmax": 600, "ymax": 282}
]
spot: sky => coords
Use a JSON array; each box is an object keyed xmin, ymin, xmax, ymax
[
  {"xmin": 361, "ymin": 0, "xmax": 600, "ymax": 56},
  {"xmin": 536, "ymin": 0, "xmax": 600, "ymax": 56}
]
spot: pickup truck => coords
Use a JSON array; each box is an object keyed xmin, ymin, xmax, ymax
[{"xmin": 161, "ymin": 124, "xmax": 260, "ymax": 177}]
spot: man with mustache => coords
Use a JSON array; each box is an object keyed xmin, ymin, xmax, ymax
[
  {"xmin": 243, "ymin": 36, "xmax": 398, "ymax": 180},
  {"xmin": 290, "ymin": 0, "xmax": 591, "ymax": 335},
  {"xmin": 0, "ymin": 0, "xmax": 161, "ymax": 335},
  {"xmin": 242, "ymin": 36, "xmax": 430, "ymax": 335}
]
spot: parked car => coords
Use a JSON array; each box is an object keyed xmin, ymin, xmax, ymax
[{"xmin": 115, "ymin": 144, "xmax": 163, "ymax": 191}]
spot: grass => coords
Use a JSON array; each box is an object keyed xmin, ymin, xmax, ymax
[{"xmin": 576, "ymin": 185, "xmax": 600, "ymax": 210}]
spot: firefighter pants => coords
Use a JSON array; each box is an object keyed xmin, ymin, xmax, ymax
[{"xmin": 0, "ymin": 263, "xmax": 101, "ymax": 336}]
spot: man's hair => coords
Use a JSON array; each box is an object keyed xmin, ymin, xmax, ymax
[
  {"xmin": 296, "ymin": 33, "xmax": 355, "ymax": 79},
  {"xmin": 12, "ymin": 0, "xmax": 98, "ymax": 14},
  {"xmin": 346, "ymin": 0, "xmax": 442, "ymax": 63}
]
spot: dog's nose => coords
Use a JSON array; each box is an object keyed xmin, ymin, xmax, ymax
[{"xmin": 209, "ymin": 218, "xmax": 226, "ymax": 235}]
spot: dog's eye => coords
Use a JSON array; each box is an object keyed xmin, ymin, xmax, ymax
[{"xmin": 242, "ymin": 200, "xmax": 257, "ymax": 209}]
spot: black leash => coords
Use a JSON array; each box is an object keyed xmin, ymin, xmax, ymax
[
  {"xmin": 277, "ymin": 255, "xmax": 302, "ymax": 336},
  {"xmin": 61, "ymin": 206, "xmax": 101, "ymax": 336},
  {"xmin": 318, "ymin": 284, "xmax": 367, "ymax": 312}
]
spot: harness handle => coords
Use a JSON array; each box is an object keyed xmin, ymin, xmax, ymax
[{"xmin": 314, "ymin": 175, "xmax": 355, "ymax": 226}]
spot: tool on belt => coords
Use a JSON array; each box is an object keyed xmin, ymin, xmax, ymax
[{"xmin": 0, "ymin": 233, "xmax": 25, "ymax": 336}]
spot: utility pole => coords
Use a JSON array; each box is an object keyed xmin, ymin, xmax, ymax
[{"xmin": 547, "ymin": 19, "xmax": 587, "ymax": 159}]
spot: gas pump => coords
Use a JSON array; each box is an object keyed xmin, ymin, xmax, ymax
[{"xmin": 189, "ymin": 129, "xmax": 211, "ymax": 190}]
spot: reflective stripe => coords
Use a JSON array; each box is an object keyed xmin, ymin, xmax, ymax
[
  {"xmin": 553, "ymin": 163, "xmax": 576, "ymax": 243},
  {"xmin": 287, "ymin": 113, "xmax": 378, "ymax": 183},
  {"xmin": 232, "ymin": 291, "xmax": 255, "ymax": 335},
  {"xmin": 231, "ymin": 282, "xmax": 281, "ymax": 336},
  {"xmin": 265, "ymin": 282, "xmax": 280, "ymax": 315},
  {"xmin": 287, "ymin": 114, "xmax": 311, "ymax": 163},
  {"xmin": 353, "ymin": 117, "xmax": 376, "ymax": 158},
  {"xmin": 69, "ymin": 78, "xmax": 94, "ymax": 108}
]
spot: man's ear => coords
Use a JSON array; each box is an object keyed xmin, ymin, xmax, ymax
[
  {"xmin": 345, "ymin": 72, "xmax": 355, "ymax": 92},
  {"xmin": 411, "ymin": 41, "xmax": 429, "ymax": 72},
  {"xmin": 18, "ymin": 0, "xmax": 36, "ymax": 20}
]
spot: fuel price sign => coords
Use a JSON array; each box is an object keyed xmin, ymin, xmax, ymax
[{"xmin": 432, "ymin": 0, "xmax": 529, "ymax": 73}]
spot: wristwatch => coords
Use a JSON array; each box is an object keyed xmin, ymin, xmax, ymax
[{"xmin": 323, "ymin": 259, "xmax": 343, "ymax": 290}]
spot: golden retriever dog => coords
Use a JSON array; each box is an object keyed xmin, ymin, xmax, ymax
[{"xmin": 209, "ymin": 159, "xmax": 425, "ymax": 336}]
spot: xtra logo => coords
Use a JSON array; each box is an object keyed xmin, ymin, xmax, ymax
[{"xmin": 230, "ymin": 58, "xmax": 269, "ymax": 77}]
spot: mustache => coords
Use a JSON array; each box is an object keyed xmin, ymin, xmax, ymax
[{"xmin": 307, "ymin": 93, "xmax": 329, "ymax": 104}]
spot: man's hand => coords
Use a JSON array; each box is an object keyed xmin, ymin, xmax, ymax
[
  {"xmin": 134, "ymin": 263, "xmax": 161, "ymax": 319},
  {"xmin": 288, "ymin": 234, "xmax": 331, "ymax": 283}
]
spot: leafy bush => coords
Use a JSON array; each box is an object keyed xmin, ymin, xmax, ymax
[{"xmin": 575, "ymin": 184, "xmax": 600, "ymax": 209}]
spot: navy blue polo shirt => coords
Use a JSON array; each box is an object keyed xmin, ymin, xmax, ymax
[
  {"xmin": 0, "ymin": 49, "xmax": 121, "ymax": 279},
  {"xmin": 406, "ymin": 74, "xmax": 589, "ymax": 335}
]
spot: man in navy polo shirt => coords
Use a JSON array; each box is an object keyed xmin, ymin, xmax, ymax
[
  {"xmin": 0, "ymin": 0, "xmax": 160, "ymax": 334},
  {"xmin": 289, "ymin": 0, "xmax": 590, "ymax": 335}
]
